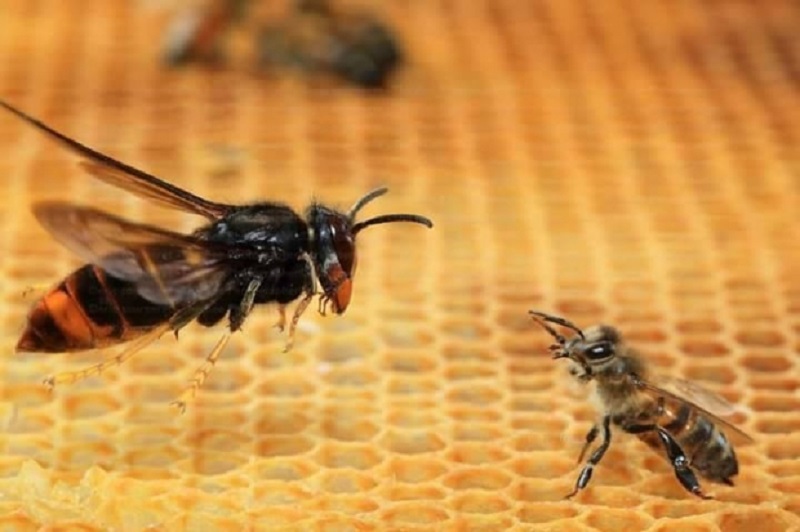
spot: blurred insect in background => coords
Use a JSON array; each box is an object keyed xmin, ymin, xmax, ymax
[
  {"xmin": 162, "ymin": 0, "xmax": 250, "ymax": 65},
  {"xmin": 529, "ymin": 311, "xmax": 752, "ymax": 499},
  {"xmin": 259, "ymin": 0, "xmax": 403, "ymax": 88},
  {"xmin": 160, "ymin": 0, "xmax": 403, "ymax": 88},
  {"xmin": 1, "ymin": 100, "xmax": 432, "ymax": 411}
]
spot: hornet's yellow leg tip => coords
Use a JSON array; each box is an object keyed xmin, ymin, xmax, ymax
[{"xmin": 170, "ymin": 399, "xmax": 188, "ymax": 415}]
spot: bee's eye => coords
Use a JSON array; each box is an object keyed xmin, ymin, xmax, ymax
[{"xmin": 586, "ymin": 343, "xmax": 613, "ymax": 360}]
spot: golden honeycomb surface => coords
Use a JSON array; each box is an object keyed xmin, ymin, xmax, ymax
[{"xmin": 0, "ymin": 0, "xmax": 799, "ymax": 530}]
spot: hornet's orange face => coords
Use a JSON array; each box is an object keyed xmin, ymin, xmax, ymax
[
  {"xmin": 312, "ymin": 211, "xmax": 357, "ymax": 313},
  {"xmin": 307, "ymin": 187, "xmax": 433, "ymax": 315}
]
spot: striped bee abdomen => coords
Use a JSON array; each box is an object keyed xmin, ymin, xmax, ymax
[
  {"xmin": 676, "ymin": 407, "xmax": 739, "ymax": 482},
  {"xmin": 642, "ymin": 401, "xmax": 739, "ymax": 483},
  {"xmin": 16, "ymin": 265, "xmax": 173, "ymax": 353}
]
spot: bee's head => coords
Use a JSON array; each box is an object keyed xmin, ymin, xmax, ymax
[
  {"xmin": 308, "ymin": 187, "xmax": 432, "ymax": 314},
  {"xmin": 529, "ymin": 311, "xmax": 622, "ymax": 379}
]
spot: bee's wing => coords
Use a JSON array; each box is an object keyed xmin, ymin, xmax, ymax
[
  {"xmin": 0, "ymin": 100, "xmax": 233, "ymax": 220},
  {"xmin": 652, "ymin": 375, "xmax": 743, "ymax": 416},
  {"xmin": 639, "ymin": 375, "xmax": 755, "ymax": 445},
  {"xmin": 32, "ymin": 202, "xmax": 239, "ymax": 307}
]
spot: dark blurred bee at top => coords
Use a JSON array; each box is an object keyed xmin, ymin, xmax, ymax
[
  {"xmin": 259, "ymin": 0, "xmax": 403, "ymax": 89},
  {"xmin": 529, "ymin": 311, "xmax": 753, "ymax": 499},
  {"xmin": 162, "ymin": 0, "xmax": 403, "ymax": 89},
  {"xmin": 1, "ymin": 100, "xmax": 432, "ymax": 410}
]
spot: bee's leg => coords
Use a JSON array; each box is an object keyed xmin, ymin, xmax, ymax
[
  {"xmin": 622, "ymin": 423, "xmax": 712, "ymax": 500},
  {"xmin": 577, "ymin": 424, "xmax": 599, "ymax": 463},
  {"xmin": 566, "ymin": 416, "xmax": 611, "ymax": 499},
  {"xmin": 43, "ymin": 324, "xmax": 170, "ymax": 389},
  {"xmin": 654, "ymin": 427, "xmax": 712, "ymax": 500},
  {"xmin": 171, "ymin": 279, "xmax": 261, "ymax": 413}
]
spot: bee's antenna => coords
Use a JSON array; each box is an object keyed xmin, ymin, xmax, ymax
[
  {"xmin": 348, "ymin": 187, "xmax": 389, "ymax": 220},
  {"xmin": 529, "ymin": 310, "xmax": 586, "ymax": 342},
  {"xmin": 530, "ymin": 312, "xmax": 568, "ymax": 346}
]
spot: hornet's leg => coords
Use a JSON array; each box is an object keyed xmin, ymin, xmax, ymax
[
  {"xmin": 172, "ymin": 278, "xmax": 261, "ymax": 412},
  {"xmin": 566, "ymin": 416, "xmax": 611, "ymax": 499},
  {"xmin": 284, "ymin": 254, "xmax": 317, "ymax": 352},
  {"xmin": 21, "ymin": 284, "xmax": 50, "ymax": 301},
  {"xmin": 286, "ymin": 291, "xmax": 314, "ymax": 353},
  {"xmin": 170, "ymin": 332, "xmax": 231, "ymax": 413},
  {"xmin": 228, "ymin": 278, "xmax": 261, "ymax": 333},
  {"xmin": 274, "ymin": 304, "xmax": 287, "ymax": 332},
  {"xmin": 44, "ymin": 323, "xmax": 170, "ymax": 389}
]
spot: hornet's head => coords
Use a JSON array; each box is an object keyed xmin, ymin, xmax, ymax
[{"xmin": 308, "ymin": 187, "xmax": 432, "ymax": 314}]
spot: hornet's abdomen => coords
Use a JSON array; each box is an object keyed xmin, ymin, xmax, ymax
[{"xmin": 17, "ymin": 265, "xmax": 173, "ymax": 353}]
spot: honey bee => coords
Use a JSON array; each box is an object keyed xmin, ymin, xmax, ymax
[
  {"xmin": 259, "ymin": 0, "xmax": 403, "ymax": 88},
  {"xmin": 529, "ymin": 310, "xmax": 753, "ymax": 499},
  {"xmin": 1, "ymin": 100, "xmax": 432, "ymax": 411}
]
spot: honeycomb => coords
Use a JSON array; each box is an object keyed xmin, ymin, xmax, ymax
[{"xmin": 0, "ymin": 0, "xmax": 799, "ymax": 530}]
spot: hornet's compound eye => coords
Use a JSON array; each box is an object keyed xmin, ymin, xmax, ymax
[
  {"xmin": 328, "ymin": 215, "xmax": 356, "ymax": 278},
  {"xmin": 320, "ymin": 215, "xmax": 356, "ymax": 314}
]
